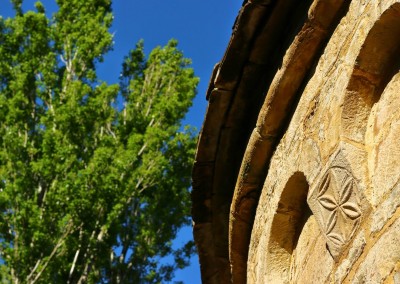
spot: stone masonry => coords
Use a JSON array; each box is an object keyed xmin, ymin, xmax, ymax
[{"xmin": 192, "ymin": 0, "xmax": 400, "ymax": 283}]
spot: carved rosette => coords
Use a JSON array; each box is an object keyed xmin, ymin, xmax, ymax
[
  {"xmin": 309, "ymin": 154, "xmax": 368, "ymax": 260},
  {"xmin": 318, "ymin": 167, "xmax": 361, "ymax": 250}
]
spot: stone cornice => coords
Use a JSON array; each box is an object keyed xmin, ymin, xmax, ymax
[{"xmin": 192, "ymin": 0, "xmax": 349, "ymax": 283}]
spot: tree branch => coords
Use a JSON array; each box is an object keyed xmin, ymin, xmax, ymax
[
  {"xmin": 67, "ymin": 248, "xmax": 80, "ymax": 284},
  {"xmin": 29, "ymin": 221, "xmax": 74, "ymax": 284}
]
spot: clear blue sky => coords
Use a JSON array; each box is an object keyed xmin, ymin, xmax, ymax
[{"xmin": 0, "ymin": 0, "xmax": 242, "ymax": 282}]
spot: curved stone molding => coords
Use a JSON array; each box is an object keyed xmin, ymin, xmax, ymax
[
  {"xmin": 308, "ymin": 149, "xmax": 370, "ymax": 260},
  {"xmin": 193, "ymin": 0, "xmax": 400, "ymax": 282}
]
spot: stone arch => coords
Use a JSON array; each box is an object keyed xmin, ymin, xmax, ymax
[
  {"xmin": 265, "ymin": 172, "xmax": 314, "ymax": 283},
  {"xmin": 341, "ymin": 3, "xmax": 400, "ymax": 143}
]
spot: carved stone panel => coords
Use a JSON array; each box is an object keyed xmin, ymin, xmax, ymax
[{"xmin": 308, "ymin": 150, "xmax": 370, "ymax": 260}]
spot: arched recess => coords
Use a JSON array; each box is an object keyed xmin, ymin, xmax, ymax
[
  {"xmin": 341, "ymin": 3, "xmax": 400, "ymax": 143},
  {"xmin": 265, "ymin": 172, "xmax": 318, "ymax": 283},
  {"xmin": 340, "ymin": 3, "xmax": 400, "ymax": 207}
]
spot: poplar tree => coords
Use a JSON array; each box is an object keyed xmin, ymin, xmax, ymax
[{"xmin": 0, "ymin": 1, "xmax": 198, "ymax": 283}]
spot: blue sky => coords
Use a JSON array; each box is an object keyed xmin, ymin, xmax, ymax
[{"xmin": 0, "ymin": 0, "xmax": 242, "ymax": 282}]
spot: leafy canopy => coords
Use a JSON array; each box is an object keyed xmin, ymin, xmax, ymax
[{"xmin": 0, "ymin": 0, "xmax": 199, "ymax": 283}]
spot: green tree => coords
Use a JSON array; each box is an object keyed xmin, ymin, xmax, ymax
[{"xmin": 0, "ymin": 1, "xmax": 199, "ymax": 283}]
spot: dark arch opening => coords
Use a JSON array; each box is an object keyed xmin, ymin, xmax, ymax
[
  {"xmin": 341, "ymin": 4, "xmax": 400, "ymax": 143},
  {"xmin": 266, "ymin": 172, "xmax": 311, "ymax": 283}
]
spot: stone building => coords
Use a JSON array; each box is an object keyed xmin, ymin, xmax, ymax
[{"xmin": 191, "ymin": 0, "xmax": 400, "ymax": 283}]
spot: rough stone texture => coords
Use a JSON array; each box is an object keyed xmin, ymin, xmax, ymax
[
  {"xmin": 352, "ymin": 217, "xmax": 400, "ymax": 283},
  {"xmin": 307, "ymin": 147, "xmax": 371, "ymax": 261},
  {"xmin": 335, "ymin": 231, "xmax": 366, "ymax": 283},
  {"xmin": 192, "ymin": 0, "xmax": 400, "ymax": 283}
]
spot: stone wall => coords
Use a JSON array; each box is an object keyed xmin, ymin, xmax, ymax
[{"xmin": 192, "ymin": 0, "xmax": 400, "ymax": 283}]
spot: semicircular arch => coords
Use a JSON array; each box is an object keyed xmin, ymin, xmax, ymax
[
  {"xmin": 341, "ymin": 3, "xmax": 400, "ymax": 143},
  {"xmin": 264, "ymin": 172, "xmax": 321, "ymax": 283}
]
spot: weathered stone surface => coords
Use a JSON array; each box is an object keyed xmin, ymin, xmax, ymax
[
  {"xmin": 352, "ymin": 217, "xmax": 400, "ymax": 283},
  {"xmin": 366, "ymin": 73, "xmax": 400, "ymax": 207},
  {"xmin": 371, "ymin": 182, "xmax": 400, "ymax": 234},
  {"xmin": 192, "ymin": 0, "xmax": 400, "ymax": 283},
  {"xmin": 334, "ymin": 231, "xmax": 366, "ymax": 283}
]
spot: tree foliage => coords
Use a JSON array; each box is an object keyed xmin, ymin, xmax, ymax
[{"xmin": 0, "ymin": 1, "xmax": 199, "ymax": 283}]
